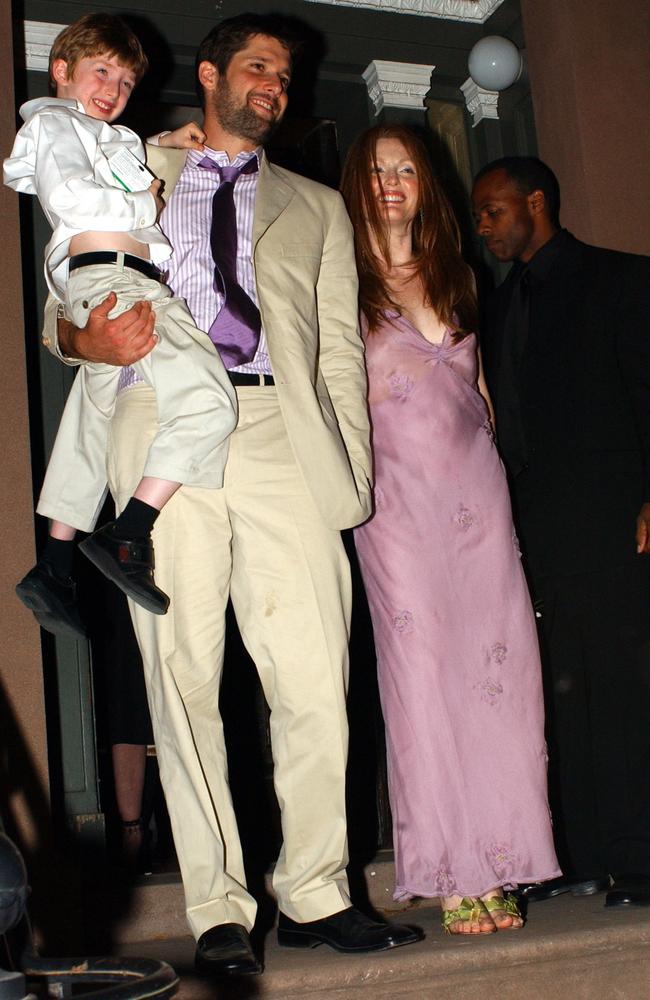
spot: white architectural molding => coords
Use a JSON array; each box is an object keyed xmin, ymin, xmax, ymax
[
  {"xmin": 363, "ymin": 60, "xmax": 435, "ymax": 116},
  {"xmin": 24, "ymin": 20, "xmax": 67, "ymax": 72},
  {"xmin": 306, "ymin": 0, "xmax": 505, "ymax": 23},
  {"xmin": 461, "ymin": 77, "xmax": 499, "ymax": 126}
]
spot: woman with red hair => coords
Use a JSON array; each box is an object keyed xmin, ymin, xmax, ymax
[{"xmin": 341, "ymin": 126, "xmax": 560, "ymax": 934}]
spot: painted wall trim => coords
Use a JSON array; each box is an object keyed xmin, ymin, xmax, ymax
[
  {"xmin": 460, "ymin": 76, "xmax": 499, "ymax": 125},
  {"xmin": 24, "ymin": 20, "xmax": 66, "ymax": 72},
  {"xmin": 363, "ymin": 60, "xmax": 435, "ymax": 115},
  {"xmin": 306, "ymin": 0, "xmax": 505, "ymax": 23}
]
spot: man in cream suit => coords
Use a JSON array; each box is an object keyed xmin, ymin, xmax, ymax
[{"xmin": 44, "ymin": 13, "xmax": 422, "ymax": 978}]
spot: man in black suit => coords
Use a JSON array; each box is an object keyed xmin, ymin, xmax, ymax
[{"xmin": 472, "ymin": 156, "xmax": 650, "ymax": 907}]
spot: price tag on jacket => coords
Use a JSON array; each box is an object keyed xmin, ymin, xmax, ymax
[{"xmin": 107, "ymin": 147, "xmax": 155, "ymax": 192}]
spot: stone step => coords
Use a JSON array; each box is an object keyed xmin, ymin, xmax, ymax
[
  {"xmin": 117, "ymin": 894, "xmax": 650, "ymax": 1000},
  {"xmin": 101, "ymin": 851, "xmax": 419, "ymax": 946}
]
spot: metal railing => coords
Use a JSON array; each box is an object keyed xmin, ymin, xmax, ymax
[
  {"xmin": 21, "ymin": 953, "xmax": 179, "ymax": 999},
  {"xmin": 1, "ymin": 830, "xmax": 179, "ymax": 1000}
]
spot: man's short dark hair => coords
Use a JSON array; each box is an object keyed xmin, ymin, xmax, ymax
[
  {"xmin": 195, "ymin": 13, "xmax": 303, "ymax": 103},
  {"xmin": 475, "ymin": 156, "xmax": 561, "ymax": 228}
]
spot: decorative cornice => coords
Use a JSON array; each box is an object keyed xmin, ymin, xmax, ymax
[
  {"xmin": 363, "ymin": 60, "xmax": 435, "ymax": 115},
  {"xmin": 24, "ymin": 20, "xmax": 66, "ymax": 72},
  {"xmin": 305, "ymin": 0, "xmax": 505, "ymax": 23},
  {"xmin": 460, "ymin": 77, "xmax": 499, "ymax": 126}
]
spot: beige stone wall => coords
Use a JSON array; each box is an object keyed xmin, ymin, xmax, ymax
[
  {"xmin": 521, "ymin": 0, "xmax": 649, "ymax": 254},
  {"xmin": 1, "ymin": 8, "xmax": 52, "ymax": 852}
]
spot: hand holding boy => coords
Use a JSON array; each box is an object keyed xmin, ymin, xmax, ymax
[{"xmin": 58, "ymin": 292, "xmax": 157, "ymax": 364}]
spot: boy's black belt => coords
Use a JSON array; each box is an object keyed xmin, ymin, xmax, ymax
[
  {"xmin": 67, "ymin": 254, "xmax": 274, "ymax": 386},
  {"xmin": 68, "ymin": 251, "xmax": 162, "ymax": 282}
]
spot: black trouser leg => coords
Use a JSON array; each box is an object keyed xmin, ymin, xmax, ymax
[{"xmin": 537, "ymin": 562, "xmax": 650, "ymax": 879}]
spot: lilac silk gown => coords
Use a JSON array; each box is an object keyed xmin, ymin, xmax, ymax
[{"xmin": 355, "ymin": 313, "xmax": 561, "ymax": 899}]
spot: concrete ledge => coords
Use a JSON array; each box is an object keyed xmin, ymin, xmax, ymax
[
  {"xmin": 90, "ymin": 872, "xmax": 188, "ymax": 945},
  {"xmin": 118, "ymin": 893, "xmax": 650, "ymax": 999},
  {"xmin": 102, "ymin": 852, "xmax": 422, "ymax": 945}
]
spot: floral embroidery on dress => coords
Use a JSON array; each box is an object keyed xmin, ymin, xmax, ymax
[
  {"xmin": 432, "ymin": 866, "xmax": 457, "ymax": 896},
  {"xmin": 388, "ymin": 372, "xmax": 414, "ymax": 400},
  {"xmin": 483, "ymin": 419, "xmax": 496, "ymax": 443},
  {"xmin": 488, "ymin": 842, "xmax": 517, "ymax": 879},
  {"xmin": 478, "ymin": 677, "xmax": 503, "ymax": 705},
  {"xmin": 392, "ymin": 610, "xmax": 414, "ymax": 634},
  {"xmin": 491, "ymin": 642, "xmax": 508, "ymax": 665},
  {"xmin": 454, "ymin": 504, "xmax": 474, "ymax": 531}
]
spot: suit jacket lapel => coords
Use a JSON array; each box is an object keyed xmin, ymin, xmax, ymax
[
  {"xmin": 253, "ymin": 154, "xmax": 295, "ymax": 248},
  {"xmin": 145, "ymin": 145, "xmax": 188, "ymax": 194}
]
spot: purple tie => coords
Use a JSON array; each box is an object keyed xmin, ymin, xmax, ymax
[{"xmin": 199, "ymin": 156, "xmax": 261, "ymax": 369}]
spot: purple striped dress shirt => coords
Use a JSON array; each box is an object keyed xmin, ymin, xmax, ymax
[{"xmin": 118, "ymin": 145, "xmax": 271, "ymax": 391}]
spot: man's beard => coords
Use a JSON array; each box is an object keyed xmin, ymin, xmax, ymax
[{"xmin": 212, "ymin": 77, "xmax": 281, "ymax": 145}]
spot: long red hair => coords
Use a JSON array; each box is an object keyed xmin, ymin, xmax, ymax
[{"xmin": 340, "ymin": 124, "xmax": 476, "ymax": 338}]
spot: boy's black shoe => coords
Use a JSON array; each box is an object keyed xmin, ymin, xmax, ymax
[
  {"xmin": 79, "ymin": 521, "xmax": 169, "ymax": 615},
  {"xmin": 16, "ymin": 561, "xmax": 86, "ymax": 639}
]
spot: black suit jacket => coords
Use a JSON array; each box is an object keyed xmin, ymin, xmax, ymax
[{"xmin": 481, "ymin": 231, "xmax": 650, "ymax": 581}]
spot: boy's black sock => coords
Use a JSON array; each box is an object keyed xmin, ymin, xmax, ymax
[
  {"xmin": 42, "ymin": 535, "xmax": 76, "ymax": 580},
  {"xmin": 112, "ymin": 498, "xmax": 160, "ymax": 540}
]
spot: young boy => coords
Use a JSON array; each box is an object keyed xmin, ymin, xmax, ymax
[{"xmin": 4, "ymin": 13, "xmax": 237, "ymax": 636}]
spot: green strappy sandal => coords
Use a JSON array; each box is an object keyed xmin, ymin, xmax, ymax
[
  {"xmin": 441, "ymin": 897, "xmax": 496, "ymax": 935},
  {"xmin": 481, "ymin": 892, "xmax": 524, "ymax": 928}
]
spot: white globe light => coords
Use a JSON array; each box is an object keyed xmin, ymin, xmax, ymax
[{"xmin": 468, "ymin": 36, "xmax": 522, "ymax": 92}]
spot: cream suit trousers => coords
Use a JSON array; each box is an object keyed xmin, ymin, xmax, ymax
[
  {"xmin": 107, "ymin": 383, "xmax": 353, "ymax": 938},
  {"xmin": 37, "ymin": 260, "xmax": 235, "ymax": 532}
]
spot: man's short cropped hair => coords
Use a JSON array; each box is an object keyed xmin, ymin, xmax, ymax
[
  {"xmin": 475, "ymin": 156, "xmax": 561, "ymax": 228},
  {"xmin": 48, "ymin": 13, "xmax": 148, "ymax": 94},
  {"xmin": 195, "ymin": 13, "xmax": 303, "ymax": 102}
]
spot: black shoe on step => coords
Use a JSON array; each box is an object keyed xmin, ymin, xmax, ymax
[
  {"xmin": 605, "ymin": 874, "xmax": 650, "ymax": 908},
  {"xmin": 15, "ymin": 561, "xmax": 86, "ymax": 639},
  {"xmin": 518, "ymin": 876, "xmax": 610, "ymax": 902},
  {"xmin": 79, "ymin": 521, "xmax": 169, "ymax": 615},
  {"xmin": 277, "ymin": 906, "xmax": 424, "ymax": 953},
  {"xmin": 195, "ymin": 923, "xmax": 262, "ymax": 977}
]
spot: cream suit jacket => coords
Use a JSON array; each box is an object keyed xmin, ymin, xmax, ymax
[{"xmin": 43, "ymin": 146, "xmax": 372, "ymax": 530}]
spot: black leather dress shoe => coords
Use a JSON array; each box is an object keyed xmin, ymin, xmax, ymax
[
  {"xmin": 517, "ymin": 877, "xmax": 570, "ymax": 902},
  {"xmin": 569, "ymin": 877, "xmax": 610, "ymax": 896},
  {"xmin": 518, "ymin": 876, "xmax": 609, "ymax": 902},
  {"xmin": 195, "ymin": 923, "xmax": 262, "ymax": 977},
  {"xmin": 16, "ymin": 561, "xmax": 86, "ymax": 639},
  {"xmin": 79, "ymin": 521, "xmax": 169, "ymax": 614},
  {"xmin": 605, "ymin": 875, "xmax": 650, "ymax": 908},
  {"xmin": 277, "ymin": 906, "xmax": 424, "ymax": 953}
]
